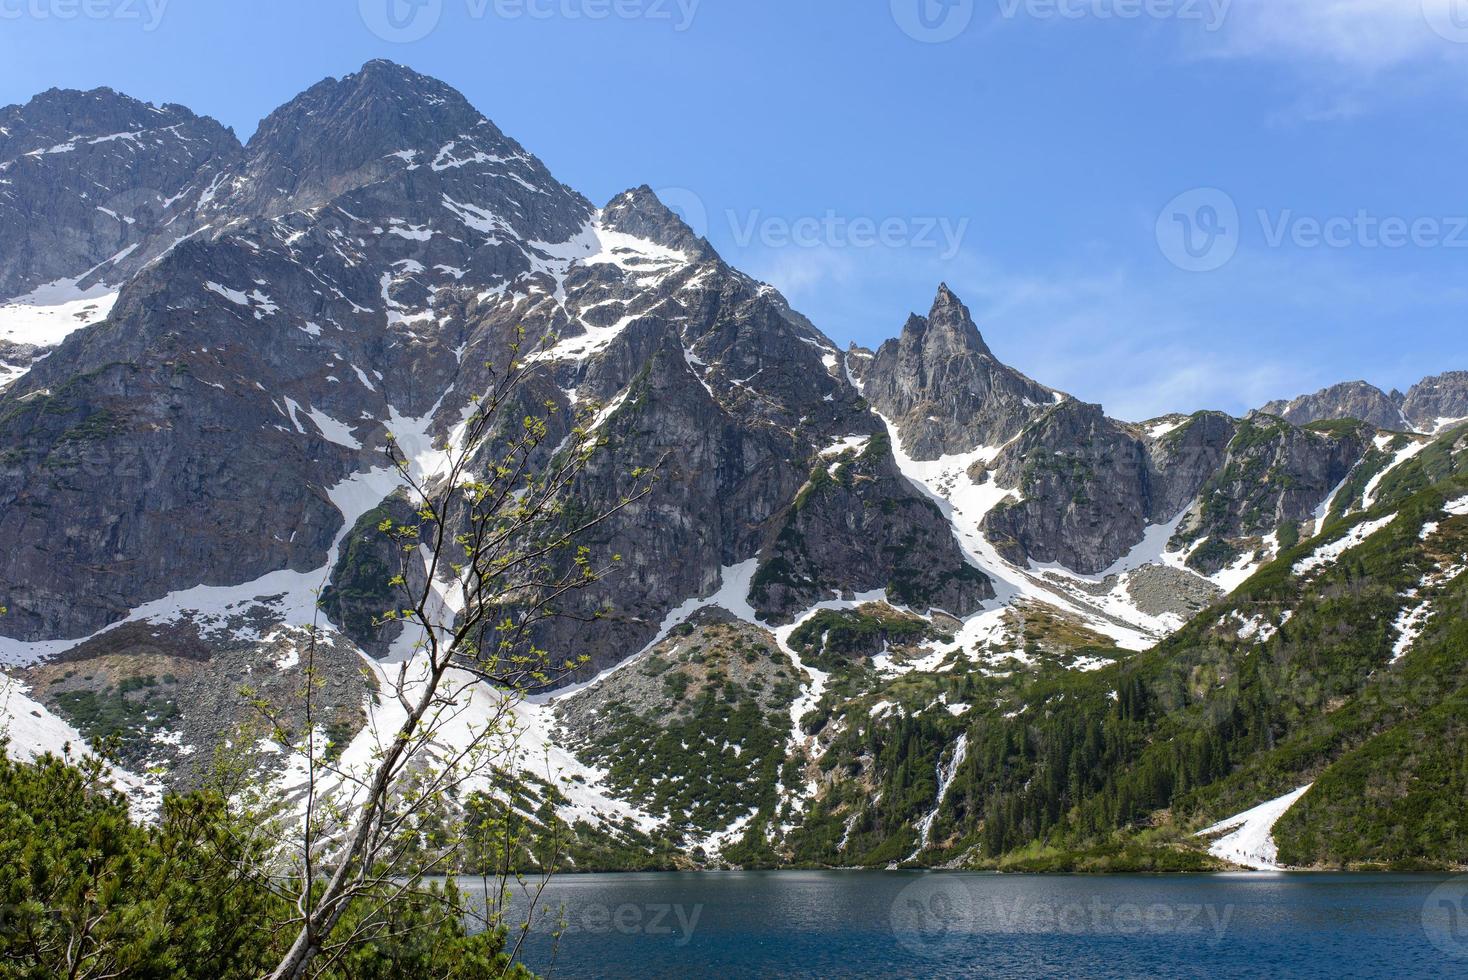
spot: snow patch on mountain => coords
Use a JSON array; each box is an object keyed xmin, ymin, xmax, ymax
[
  {"xmin": 0, "ymin": 672, "xmax": 161, "ymax": 817},
  {"xmin": 0, "ymin": 277, "xmax": 117, "ymax": 349},
  {"xmin": 879, "ymin": 413, "xmax": 1159, "ymax": 653},
  {"xmin": 1362, "ymin": 436, "xmax": 1428, "ymax": 508},
  {"xmin": 1293, "ymin": 515, "xmax": 1396, "ymax": 577},
  {"xmin": 1199, "ymin": 784, "xmax": 1313, "ymax": 870}
]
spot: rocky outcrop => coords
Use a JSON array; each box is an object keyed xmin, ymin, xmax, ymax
[
  {"xmin": 0, "ymin": 87, "xmax": 242, "ymax": 299},
  {"xmin": 750, "ymin": 434, "xmax": 993, "ymax": 623},
  {"xmin": 19, "ymin": 619, "xmax": 372, "ymax": 790},
  {"xmin": 861, "ymin": 285, "xmax": 1058, "ymax": 460},
  {"xmin": 975, "ymin": 406, "xmax": 1236, "ymax": 575},
  {"xmin": 1170, "ymin": 415, "xmax": 1370, "ymax": 572},
  {"xmin": 1259, "ymin": 373, "xmax": 1468, "ymax": 435},
  {"xmin": 552, "ymin": 607, "xmax": 802, "ymax": 835},
  {"xmin": 981, "ymin": 401, "xmax": 1157, "ymax": 574},
  {"xmin": 1259, "ymin": 381, "xmax": 1411, "ymax": 432},
  {"xmin": 1400, "ymin": 372, "xmax": 1468, "ymax": 433}
]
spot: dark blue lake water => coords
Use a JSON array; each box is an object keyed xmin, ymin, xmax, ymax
[{"xmin": 475, "ymin": 871, "xmax": 1468, "ymax": 979}]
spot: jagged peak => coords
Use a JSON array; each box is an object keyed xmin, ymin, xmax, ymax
[
  {"xmin": 898, "ymin": 283, "xmax": 993, "ymax": 358},
  {"xmin": 219, "ymin": 60, "xmax": 591, "ymax": 238},
  {"xmin": 1411, "ymin": 369, "xmax": 1468, "ymax": 388},
  {"xmin": 247, "ymin": 60, "xmax": 486, "ymax": 152},
  {"xmin": 7, "ymin": 85, "xmax": 165, "ymax": 116},
  {"xmin": 600, "ymin": 185, "xmax": 711, "ymax": 257}
]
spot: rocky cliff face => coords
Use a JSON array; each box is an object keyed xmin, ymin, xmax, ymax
[
  {"xmin": 1260, "ymin": 373, "xmax": 1468, "ymax": 435},
  {"xmin": 751, "ymin": 433, "xmax": 992, "ymax": 623},
  {"xmin": 859, "ymin": 285, "xmax": 1059, "ymax": 460},
  {"xmin": 1169, "ymin": 415, "xmax": 1369, "ymax": 573},
  {"xmin": 1400, "ymin": 372, "xmax": 1468, "ymax": 433},
  {"xmin": 979, "ymin": 401, "xmax": 1234, "ymax": 575},
  {"xmin": 864, "ymin": 285, "xmax": 1369, "ymax": 584},
  {"xmin": 0, "ymin": 87, "xmax": 243, "ymax": 300},
  {"xmin": 0, "ymin": 63, "xmax": 976, "ymax": 674},
  {"xmin": 1259, "ymin": 381, "xmax": 1411, "ymax": 432}
]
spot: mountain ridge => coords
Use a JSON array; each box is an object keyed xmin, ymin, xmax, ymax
[{"xmin": 2, "ymin": 61, "xmax": 1466, "ymax": 873}]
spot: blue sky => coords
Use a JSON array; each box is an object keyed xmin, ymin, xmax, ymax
[{"xmin": 3, "ymin": 0, "xmax": 1465, "ymax": 419}]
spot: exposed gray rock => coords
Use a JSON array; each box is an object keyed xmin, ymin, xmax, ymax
[
  {"xmin": 1400, "ymin": 372, "xmax": 1468, "ymax": 433},
  {"xmin": 979, "ymin": 405, "xmax": 1234, "ymax": 575},
  {"xmin": 1259, "ymin": 380, "xmax": 1411, "ymax": 432},
  {"xmin": 1124, "ymin": 564, "xmax": 1222, "ymax": 620},
  {"xmin": 861, "ymin": 284, "xmax": 1058, "ymax": 460},
  {"xmin": 982, "ymin": 400, "xmax": 1156, "ymax": 574},
  {"xmin": 0, "ymin": 86, "xmax": 242, "ymax": 299},
  {"xmin": 1146, "ymin": 411, "xmax": 1239, "ymax": 519},
  {"xmin": 21, "ymin": 619, "xmax": 372, "ymax": 794},
  {"xmin": 1170, "ymin": 415, "xmax": 1369, "ymax": 573},
  {"xmin": 749, "ymin": 434, "xmax": 993, "ymax": 624}
]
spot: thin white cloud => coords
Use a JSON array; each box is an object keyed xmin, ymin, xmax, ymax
[
  {"xmin": 744, "ymin": 246, "xmax": 861, "ymax": 299},
  {"xmin": 1208, "ymin": 0, "xmax": 1463, "ymax": 72}
]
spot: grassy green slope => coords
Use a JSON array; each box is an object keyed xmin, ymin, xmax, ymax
[{"xmin": 784, "ymin": 425, "xmax": 1468, "ymax": 870}]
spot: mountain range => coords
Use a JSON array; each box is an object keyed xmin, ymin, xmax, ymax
[{"xmin": 2, "ymin": 61, "xmax": 1466, "ymax": 872}]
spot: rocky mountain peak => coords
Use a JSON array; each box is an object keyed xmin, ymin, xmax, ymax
[
  {"xmin": 217, "ymin": 60, "xmax": 587, "ymax": 232},
  {"xmin": 1, "ymin": 87, "xmax": 234, "ymax": 161},
  {"xmin": 920, "ymin": 282, "xmax": 993, "ymax": 357},
  {"xmin": 600, "ymin": 185, "xmax": 710, "ymax": 257},
  {"xmin": 1401, "ymin": 371, "xmax": 1468, "ymax": 433},
  {"xmin": 862, "ymin": 284, "xmax": 1058, "ymax": 459},
  {"xmin": 248, "ymin": 59, "xmax": 483, "ymax": 151},
  {"xmin": 0, "ymin": 87, "xmax": 242, "ymax": 300},
  {"xmin": 1260, "ymin": 372, "xmax": 1468, "ymax": 435},
  {"xmin": 1258, "ymin": 380, "xmax": 1411, "ymax": 432}
]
